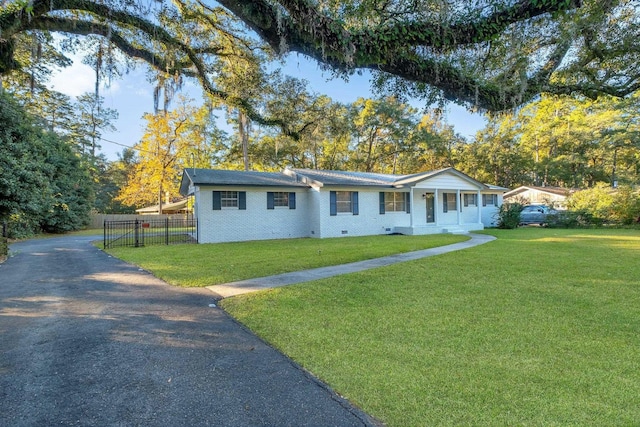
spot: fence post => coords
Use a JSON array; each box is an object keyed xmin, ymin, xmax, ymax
[
  {"xmin": 165, "ymin": 218, "xmax": 169, "ymax": 245},
  {"xmin": 135, "ymin": 219, "xmax": 140, "ymax": 247},
  {"xmin": 103, "ymin": 220, "xmax": 107, "ymax": 249}
]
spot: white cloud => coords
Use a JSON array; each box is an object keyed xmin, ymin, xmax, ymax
[
  {"xmin": 49, "ymin": 60, "xmax": 97, "ymax": 98},
  {"xmin": 48, "ymin": 54, "xmax": 125, "ymax": 99}
]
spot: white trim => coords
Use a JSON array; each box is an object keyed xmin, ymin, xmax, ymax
[
  {"xmin": 409, "ymin": 189, "xmax": 414, "ymax": 227},
  {"xmin": 456, "ymin": 189, "xmax": 461, "ymax": 225}
]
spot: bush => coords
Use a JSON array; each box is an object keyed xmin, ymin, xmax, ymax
[
  {"xmin": 5, "ymin": 212, "xmax": 41, "ymax": 239},
  {"xmin": 0, "ymin": 237, "xmax": 6, "ymax": 259},
  {"xmin": 566, "ymin": 184, "xmax": 640, "ymax": 227},
  {"xmin": 546, "ymin": 210, "xmax": 602, "ymax": 228},
  {"xmin": 0, "ymin": 221, "xmax": 6, "ymax": 259},
  {"xmin": 0, "ymin": 91, "xmax": 93, "ymax": 238},
  {"xmin": 610, "ymin": 186, "xmax": 640, "ymax": 225},
  {"xmin": 497, "ymin": 203, "xmax": 523, "ymax": 229}
]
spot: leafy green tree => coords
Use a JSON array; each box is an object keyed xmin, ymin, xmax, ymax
[
  {"xmin": 73, "ymin": 92, "xmax": 118, "ymax": 158},
  {"xmin": 217, "ymin": 73, "xmax": 353, "ymax": 171},
  {"xmin": 0, "ymin": 91, "xmax": 52, "ymax": 236},
  {"xmin": 411, "ymin": 112, "xmax": 466, "ymax": 172},
  {"xmin": 0, "ymin": 90, "xmax": 93, "ymax": 236},
  {"xmin": 247, "ymin": 77, "xmax": 352, "ymax": 171},
  {"xmin": 8, "ymin": 85, "xmax": 76, "ymax": 134},
  {"xmin": 182, "ymin": 104, "xmax": 230, "ymax": 170},
  {"xmin": 469, "ymin": 93, "xmax": 640, "ymax": 188},
  {"xmin": 39, "ymin": 132, "xmax": 94, "ymax": 233},
  {"xmin": 458, "ymin": 113, "xmax": 531, "ymax": 187},
  {"xmin": 349, "ymin": 96, "xmax": 419, "ymax": 173},
  {"xmin": 92, "ymin": 151, "xmax": 137, "ymax": 214}
]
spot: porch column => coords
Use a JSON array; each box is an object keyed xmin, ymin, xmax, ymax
[
  {"xmin": 456, "ymin": 189, "xmax": 461, "ymax": 225},
  {"xmin": 477, "ymin": 190, "xmax": 482, "ymax": 224},
  {"xmin": 434, "ymin": 190, "xmax": 439, "ymax": 226},
  {"xmin": 409, "ymin": 188, "xmax": 414, "ymax": 227}
]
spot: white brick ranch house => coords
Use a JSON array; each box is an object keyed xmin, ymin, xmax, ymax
[{"xmin": 179, "ymin": 167, "xmax": 508, "ymax": 244}]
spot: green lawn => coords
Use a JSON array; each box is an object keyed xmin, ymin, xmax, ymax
[
  {"xmin": 106, "ymin": 233, "xmax": 468, "ymax": 287},
  {"xmin": 221, "ymin": 229, "xmax": 640, "ymax": 426}
]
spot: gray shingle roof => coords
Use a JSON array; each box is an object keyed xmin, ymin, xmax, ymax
[
  {"xmin": 287, "ymin": 168, "xmax": 402, "ymax": 187},
  {"xmin": 180, "ymin": 167, "xmax": 500, "ymax": 195},
  {"xmin": 187, "ymin": 169, "xmax": 309, "ymax": 186}
]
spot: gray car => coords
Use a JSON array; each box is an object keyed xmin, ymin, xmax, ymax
[{"xmin": 520, "ymin": 205, "xmax": 555, "ymax": 225}]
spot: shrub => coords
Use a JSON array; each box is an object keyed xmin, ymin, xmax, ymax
[
  {"xmin": 497, "ymin": 203, "xmax": 523, "ymax": 229},
  {"xmin": 0, "ymin": 91, "xmax": 93, "ymax": 238},
  {"xmin": 0, "ymin": 236, "xmax": 6, "ymax": 259},
  {"xmin": 566, "ymin": 184, "xmax": 640, "ymax": 226},
  {"xmin": 610, "ymin": 186, "xmax": 640, "ymax": 225},
  {"xmin": 546, "ymin": 210, "xmax": 602, "ymax": 228}
]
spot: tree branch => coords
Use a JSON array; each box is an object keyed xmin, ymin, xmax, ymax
[
  {"xmin": 215, "ymin": 0, "xmax": 609, "ymax": 110},
  {"xmin": 30, "ymin": 17, "xmax": 196, "ymax": 76},
  {"xmin": 1, "ymin": 0, "xmax": 298, "ymax": 137}
]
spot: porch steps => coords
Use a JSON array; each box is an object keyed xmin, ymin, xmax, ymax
[{"xmin": 442, "ymin": 227, "xmax": 469, "ymax": 235}]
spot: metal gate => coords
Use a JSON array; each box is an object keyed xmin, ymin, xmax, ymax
[{"xmin": 104, "ymin": 218, "xmax": 197, "ymax": 249}]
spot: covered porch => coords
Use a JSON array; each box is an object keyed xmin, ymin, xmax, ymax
[{"xmin": 395, "ymin": 188, "xmax": 485, "ymax": 235}]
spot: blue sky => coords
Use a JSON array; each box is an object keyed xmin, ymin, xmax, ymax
[{"xmin": 50, "ymin": 52, "xmax": 487, "ymax": 161}]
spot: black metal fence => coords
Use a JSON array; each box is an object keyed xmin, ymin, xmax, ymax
[{"xmin": 104, "ymin": 218, "xmax": 197, "ymax": 249}]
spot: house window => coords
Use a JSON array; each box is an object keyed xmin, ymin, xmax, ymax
[
  {"xmin": 464, "ymin": 193, "xmax": 478, "ymax": 207},
  {"xmin": 221, "ymin": 191, "xmax": 239, "ymax": 208},
  {"xmin": 482, "ymin": 194, "xmax": 498, "ymax": 206},
  {"xmin": 330, "ymin": 191, "xmax": 359, "ymax": 215},
  {"xmin": 267, "ymin": 192, "xmax": 296, "ymax": 209},
  {"xmin": 213, "ymin": 191, "xmax": 246, "ymax": 210},
  {"xmin": 336, "ymin": 191, "xmax": 353, "ymax": 213},
  {"xmin": 385, "ymin": 192, "xmax": 406, "ymax": 212},
  {"xmin": 273, "ymin": 192, "xmax": 289, "ymax": 207},
  {"xmin": 443, "ymin": 192, "xmax": 457, "ymax": 212},
  {"xmin": 379, "ymin": 192, "xmax": 410, "ymax": 214}
]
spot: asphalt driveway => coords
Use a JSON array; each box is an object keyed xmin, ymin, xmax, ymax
[{"xmin": 0, "ymin": 236, "xmax": 379, "ymax": 426}]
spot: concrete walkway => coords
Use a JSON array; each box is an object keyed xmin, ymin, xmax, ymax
[{"xmin": 208, "ymin": 233, "xmax": 496, "ymax": 298}]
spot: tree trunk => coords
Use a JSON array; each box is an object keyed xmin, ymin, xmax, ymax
[{"xmin": 239, "ymin": 110, "xmax": 250, "ymax": 171}]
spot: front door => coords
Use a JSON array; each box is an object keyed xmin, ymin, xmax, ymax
[{"xmin": 425, "ymin": 193, "xmax": 435, "ymax": 223}]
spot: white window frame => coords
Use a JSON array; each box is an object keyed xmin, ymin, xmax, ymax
[
  {"xmin": 336, "ymin": 191, "xmax": 353, "ymax": 213},
  {"xmin": 384, "ymin": 192, "xmax": 406, "ymax": 212},
  {"xmin": 221, "ymin": 191, "xmax": 239, "ymax": 208},
  {"xmin": 444, "ymin": 192, "xmax": 457, "ymax": 212},
  {"xmin": 464, "ymin": 193, "xmax": 478, "ymax": 207},
  {"xmin": 483, "ymin": 194, "xmax": 498, "ymax": 206},
  {"xmin": 273, "ymin": 192, "xmax": 289, "ymax": 208}
]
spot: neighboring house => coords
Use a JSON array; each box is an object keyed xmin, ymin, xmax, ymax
[
  {"xmin": 503, "ymin": 185, "xmax": 574, "ymax": 209},
  {"xmin": 179, "ymin": 167, "xmax": 508, "ymax": 244},
  {"xmin": 135, "ymin": 198, "xmax": 190, "ymax": 215}
]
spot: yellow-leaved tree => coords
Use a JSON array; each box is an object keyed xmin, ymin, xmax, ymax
[{"xmin": 116, "ymin": 99, "xmax": 227, "ymax": 212}]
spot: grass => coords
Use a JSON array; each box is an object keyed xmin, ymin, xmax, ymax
[
  {"xmin": 221, "ymin": 228, "xmax": 640, "ymax": 426},
  {"xmin": 106, "ymin": 233, "xmax": 469, "ymax": 287}
]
